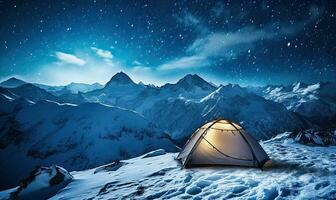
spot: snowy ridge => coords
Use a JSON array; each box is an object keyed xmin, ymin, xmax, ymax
[{"xmin": 2, "ymin": 133, "xmax": 335, "ymax": 199}]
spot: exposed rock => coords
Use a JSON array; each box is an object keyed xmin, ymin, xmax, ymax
[{"xmin": 289, "ymin": 129, "xmax": 336, "ymax": 146}]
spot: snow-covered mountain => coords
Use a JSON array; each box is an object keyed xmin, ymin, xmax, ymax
[
  {"xmin": 62, "ymin": 82, "xmax": 103, "ymax": 94},
  {"xmin": 2, "ymin": 133, "xmax": 335, "ymax": 199},
  {"xmin": 248, "ymin": 82, "xmax": 336, "ymax": 128},
  {"xmin": 36, "ymin": 82, "xmax": 103, "ymax": 95},
  {"xmin": 84, "ymin": 72, "xmax": 146, "ymax": 107},
  {"xmin": 161, "ymin": 74, "xmax": 216, "ymax": 95},
  {"xmin": 144, "ymin": 84, "xmax": 307, "ymax": 144},
  {"xmin": 0, "ymin": 77, "xmax": 27, "ymax": 88},
  {"xmin": 133, "ymin": 74, "xmax": 217, "ymax": 112},
  {"xmin": 0, "ymin": 77, "xmax": 102, "ymax": 95},
  {"xmin": 1, "ymin": 72, "xmax": 335, "ymax": 192},
  {"xmin": 0, "ymin": 94, "xmax": 176, "ymax": 189},
  {"xmin": 85, "ymin": 73, "xmax": 217, "ymax": 111},
  {"xmin": 0, "ymin": 73, "xmax": 317, "ymax": 147}
]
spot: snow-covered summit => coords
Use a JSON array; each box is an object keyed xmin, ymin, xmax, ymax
[
  {"xmin": 163, "ymin": 74, "xmax": 216, "ymax": 92},
  {"xmin": 176, "ymin": 74, "xmax": 216, "ymax": 91}
]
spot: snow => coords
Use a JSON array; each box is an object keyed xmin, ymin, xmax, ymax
[
  {"xmin": 1, "ymin": 73, "xmax": 335, "ymax": 198},
  {"xmin": 1, "ymin": 133, "xmax": 330, "ymax": 199}
]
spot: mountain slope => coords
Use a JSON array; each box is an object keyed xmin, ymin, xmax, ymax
[
  {"xmin": 8, "ymin": 83, "xmax": 59, "ymax": 102},
  {"xmin": 249, "ymin": 82, "xmax": 336, "ymax": 127},
  {"xmin": 130, "ymin": 74, "xmax": 217, "ymax": 112},
  {"xmin": 145, "ymin": 84, "xmax": 307, "ymax": 143},
  {"xmin": 0, "ymin": 97, "xmax": 176, "ymax": 190}
]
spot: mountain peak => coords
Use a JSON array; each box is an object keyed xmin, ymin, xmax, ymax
[
  {"xmin": 0, "ymin": 77, "xmax": 27, "ymax": 88},
  {"xmin": 105, "ymin": 72, "xmax": 135, "ymax": 86},
  {"xmin": 176, "ymin": 74, "xmax": 215, "ymax": 91}
]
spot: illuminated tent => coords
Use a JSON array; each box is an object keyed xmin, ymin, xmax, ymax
[{"xmin": 177, "ymin": 119, "xmax": 269, "ymax": 168}]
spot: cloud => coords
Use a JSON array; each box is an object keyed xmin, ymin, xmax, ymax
[
  {"xmin": 55, "ymin": 52, "xmax": 86, "ymax": 66},
  {"xmin": 91, "ymin": 47, "xmax": 113, "ymax": 59},
  {"xmin": 158, "ymin": 56, "xmax": 209, "ymax": 70},
  {"xmin": 132, "ymin": 66, "xmax": 151, "ymax": 72},
  {"xmin": 188, "ymin": 26, "xmax": 279, "ymax": 58}
]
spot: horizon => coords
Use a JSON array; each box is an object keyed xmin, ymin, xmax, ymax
[{"xmin": 1, "ymin": 71, "xmax": 334, "ymax": 88}]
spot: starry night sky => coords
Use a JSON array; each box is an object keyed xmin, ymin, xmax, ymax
[{"xmin": 0, "ymin": 0, "xmax": 335, "ymax": 86}]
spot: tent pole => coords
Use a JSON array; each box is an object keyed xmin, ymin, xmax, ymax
[{"xmin": 184, "ymin": 119, "xmax": 222, "ymax": 167}]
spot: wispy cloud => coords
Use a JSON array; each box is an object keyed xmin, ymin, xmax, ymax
[
  {"xmin": 55, "ymin": 52, "xmax": 86, "ymax": 66},
  {"xmin": 91, "ymin": 47, "xmax": 113, "ymax": 59},
  {"xmin": 188, "ymin": 27, "xmax": 278, "ymax": 59},
  {"xmin": 158, "ymin": 55, "xmax": 209, "ymax": 70}
]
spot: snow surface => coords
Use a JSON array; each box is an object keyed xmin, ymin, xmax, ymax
[{"xmin": 7, "ymin": 133, "xmax": 331, "ymax": 199}]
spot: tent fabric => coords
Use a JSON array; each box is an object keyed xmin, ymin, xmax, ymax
[{"xmin": 177, "ymin": 119, "xmax": 269, "ymax": 168}]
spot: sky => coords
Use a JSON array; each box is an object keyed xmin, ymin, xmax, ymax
[{"xmin": 0, "ymin": 0, "xmax": 335, "ymax": 86}]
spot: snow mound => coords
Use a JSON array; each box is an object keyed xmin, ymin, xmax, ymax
[{"xmin": 7, "ymin": 165, "xmax": 72, "ymax": 200}]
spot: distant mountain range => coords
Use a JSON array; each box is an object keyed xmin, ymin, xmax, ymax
[{"xmin": 0, "ymin": 72, "xmax": 335, "ymax": 189}]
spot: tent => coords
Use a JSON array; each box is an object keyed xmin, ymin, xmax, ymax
[{"xmin": 177, "ymin": 119, "xmax": 269, "ymax": 168}]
